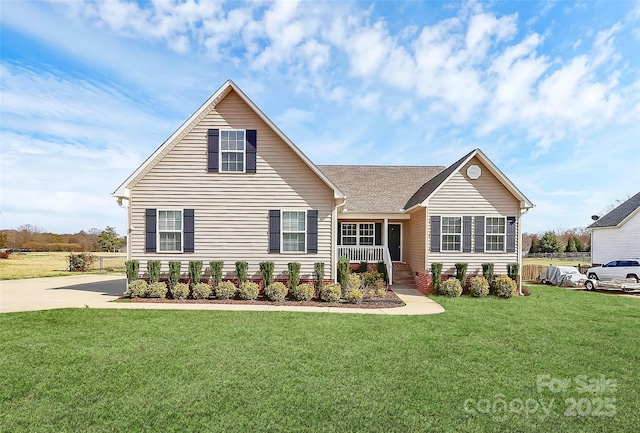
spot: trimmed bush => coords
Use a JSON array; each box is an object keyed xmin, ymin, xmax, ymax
[
  {"xmin": 440, "ymin": 278, "xmax": 462, "ymax": 297},
  {"xmin": 346, "ymin": 288, "xmax": 363, "ymax": 304},
  {"xmin": 260, "ymin": 261, "xmax": 275, "ymax": 287},
  {"xmin": 507, "ymin": 263, "xmax": 519, "ymax": 282},
  {"xmin": 172, "ymin": 282, "xmax": 189, "ymax": 300},
  {"xmin": 358, "ymin": 261, "xmax": 368, "ymax": 273},
  {"xmin": 292, "ymin": 283, "xmax": 315, "ymax": 301},
  {"xmin": 361, "ymin": 271, "xmax": 383, "ymax": 288},
  {"xmin": 455, "ymin": 263, "xmax": 468, "ymax": 287},
  {"xmin": 189, "ymin": 261, "xmax": 203, "ymax": 288},
  {"xmin": 343, "ymin": 273, "xmax": 361, "ymax": 297},
  {"xmin": 68, "ymin": 252, "xmax": 97, "ymax": 272},
  {"xmin": 377, "ymin": 261, "xmax": 388, "ymax": 282},
  {"xmin": 126, "ymin": 279, "xmax": 148, "ymax": 298},
  {"xmin": 313, "ymin": 262, "xmax": 324, "ymax": 291},
  {"xmin": 493, "ymin": 275, "xmax": 517, "ymax": 298},
  {"xmin": 238, "ymin": 281, "xmax": 259, "ymax": 300},
  {"xmin": 265, "ymin": 282, "xmax": 288, "ymax": 302},
  {"xmin": 168, "ymin": 261, "xmax": 181, "ymax": 290},
  {"xmin": 288, "ymin": 262, "xmax": 301, "ymax": 291},
  {"xmin": 209, "ymin": 261, "xmax": 224, "ymax": 287},
  {"xmin": 125, "ymin": 260, "xmax": 140, "ymax": 283},
  {"xmin": 320, "ymin": 283, "xmax": 341, "ymax": 302},
  {"xmin": 192, "ymin": 282, "xmax": 212, "ymax": 299},
  {"xmin": 337, "ymin": 257, "xmax": 349, "ymax": 286},
  {"xmin": 431, "ymin": 263, "xmax": 443, "ymax": 293},
  {"xmin": 147, "ymin": 281, "xmax": 168, "ymax": 298},
  {"xmin": 482, "ymin": 263, "xmax": 494, "ymax": 284},
  {"xmin": 235, "ymin": 261, "xmax": 248, "ymax": 284},
  {"xmin": 215, "ymin": 281, "xmax": 237, "ymax": 300},
  {"xmin": 469, "ymin": 276, "xmax": 489, "ymax": 298},
  {"xmin": 372, "ymin": 279, "xmax": 387, "ymax": 297},
  {"xmin": 147, "ymin": 260, "xmax": 161, "ymax": 283}
]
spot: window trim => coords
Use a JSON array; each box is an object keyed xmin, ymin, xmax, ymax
[
  {"xmin": 157, "ymin": 209, "xmax": 184, "ymax": 253},
  {"xmin": 440, "ymin": 216, "xmax": 462, "ymax": 252},
  {"xmin": 341, "ymin": 222, "xmax": 376, "ymax": 246},
  {"xmin": 219, "ymin": 129, "xmax": 247, "ymax": 173},
  {"xmin": 281, "ymin": 210, "xmax": 307, "ymax": 254},
  {"xmin": 485, "ymin": 216, "xmax": 506, "ymax": 253}
]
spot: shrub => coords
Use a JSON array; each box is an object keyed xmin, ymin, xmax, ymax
[
  {"xmin": 192, "ymin": 282, "xmax": 212, "ymax": 299},
  {"xmin": 507, "ymin": 263, "xmax": 519, "ymax": 281},
  {"xmin": 431, "ymin": 263, "xmax": 443, "ymax": 293},
  {"xmin": 346, "ymin": 288, "xmax": 363, "ymax": 304},
  {"xmin": 265, "ymin": 282, "xmax": 288, "ymax": 302},
  {"xmin": 209, "ymin": 261, "xmax": 224, "ymax": 287},
  {"xmin": 238, "ymin": 281, "xmax": 259, "ymax": 300},
  {"xmin": 320, "ymin": 283, "xmax": 341, "ymax": 302},
  {"xmin": 361, "ymin": 271, "xmax": 383, "ymax": 288},
  {"xmin": 493, "ymin": 275, "xmax": 517, "ymax": 298},
  {"xmin": 68, "ymin": 252, "xmax": 97, "ymax": 272},
  {"xmin": 288, "ymin": 262, "xmax": 301, "ymax": 291},
  {"xmin": 215, "ymin": 281, "xmax": 237, "ymax": 299},
  {"xmin": 147, "ymin": 260, "xmax": 161, "ymax": 283},
  {"xmin": 372, "ymin": 279, "xmax": 387, "ymax": 297},
  {"xmin": 168, "ymin": 261, "xmax": 181, "ymax": 290},
  {"xmin": 343, "ymin": 273, "xmax": 361, "ymax": 297},
  {"xmin": 292, "ymin": 283, "xmax": 315, "ymax": 301},
  {"xmin": 125, "ymin": 260, "xmax": 140, "ymax": 283},
  {"xmin": 455, "ymin": 263, "xmax": 468, "ymax": 287},
  {"xmin": 482, "ymin": 263, "xmax": 494, "ymax": 284},
  {"xmin": 440, "ymin": 278, "xmax": 462, "ymax": 297},
  {"xmin": 172, "ymin": 282, "xmax": 190, "ymax": 299},
  {"xmin": 377, "ymin": 261, "xmax": 387, "ymax": 282},
  {"xmin": 147, "ymin": 281, "xmax": 168, "ymax": 298},
  {"xmin": 126, "ymin": 279, "xmax": 148, "ymax": 298},
  {"xmin": 469, "ymin": 276, "xmax": 489, "ymax": 298},
  {"xmin": 313, "ymin": 262, "xmax": 324, "ymax": 291},
  {"xmin": 189, "ymin": 261, "xmax": 203, "ymax": 288},
  {"xmin": 259, "ymin": 261, "xmax": 275, "ymax": 287},
  {"xmin": 337, "ymin": 257, "xmax": 350, "ymax": 286},
  {"xmin": 235, "ymin": 261, "xmax": 249, "ymax": 284},
  {"xmin": 358, "ymin": 261, "xmax": 368, "ymax": 273}
]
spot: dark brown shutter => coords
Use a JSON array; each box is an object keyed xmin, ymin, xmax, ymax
[
  {"xmin": 430, "ymin": 216, "xmax": 441, "ymax": 252},
  {"xmin": 207, "ymin": 129, "xmax": 219, "ymax": 172},
  {"xmin": 246, "ymin": 129, "xmax": 257, "ymax": 173},
  {"xmin": 375, "ymin": 223, "xmax": 382, "ymax": 246},
  {"xmin": 475, "ymin": 216, "xmax": 485, "ymax": 252},
  {"xmin": 307, "ymin": 210, "xmax": 318, "ymax": 253},
  {"xmin": 506, "ymin": 216, "xmax": 516, "ymax": 253},
  {"xmin": 269, "ymin": 210, "xmax": 280, "ymax": 253},
  {"xmin": 145, "ymin": 209, "xmax": 156, "ymax": 252},
  {"xmin": 337, "ymin": 222, "xmax": 342, "ymax": 245},
  {"xmin": 183, "ymin": 209, "xmax": 194, "ymax": 253},
  {"xmin": 463, "ymin": 216, "xmax": 472, "ymax": 252}
]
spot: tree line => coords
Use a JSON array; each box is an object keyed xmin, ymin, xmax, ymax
[
  {"xmin": 0, "ymin": 225, "xmax": 125, "ymax": 252},
  {"xmin": 522, "ymin": 227, "xmax": 590, "ymax": 254}
]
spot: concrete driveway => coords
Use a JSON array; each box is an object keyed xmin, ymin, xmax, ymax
[{"xmin": 0, "ymin": 275, "xmax": 445, "ymax": 315}]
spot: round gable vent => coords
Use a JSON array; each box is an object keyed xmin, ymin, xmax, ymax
[{"xmin": 467, "ymin": 164, "xmax": 481, "ymax": 179}]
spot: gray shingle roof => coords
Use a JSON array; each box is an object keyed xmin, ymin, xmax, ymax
[
  {"xmin": 317, "ymin": 165, "xmax": 445, "ymax": 213},
  {"xmin": 588, "ymin": 192, "xmax": 640, "ymax": 228}
]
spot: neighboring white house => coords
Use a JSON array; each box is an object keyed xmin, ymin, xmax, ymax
[{"xmin": 588, "ymin": 192, "xmax": 640, "ymax": 265}]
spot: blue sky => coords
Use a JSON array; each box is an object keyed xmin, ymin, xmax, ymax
[{"xmin": 1, "ymin": 0, "xmax": 639, "ymax": 237}]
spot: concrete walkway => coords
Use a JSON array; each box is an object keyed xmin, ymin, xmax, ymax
[{"xmin": 0, "ymin": 275, "xmax": 445, "ymax": 315}]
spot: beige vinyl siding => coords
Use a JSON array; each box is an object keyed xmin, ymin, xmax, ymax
[
  {"xmin": 129, "ymin": 89, "xmax": 335, "ymax": 279},
  {"xmin": 426, "ymin": 157, "xmax": 520, "ymax": 276},
  {"xmin": 403, "ymin": 207, "xmax": 426, "ymax": 274}
]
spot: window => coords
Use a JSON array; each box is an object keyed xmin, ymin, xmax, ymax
[
  {"xmin": 220, "ymin": 130, "xmax": 245, "ymax": 172},
  {"xmin": 341, "ymin": 223, "xmax": 357, "ymax": 245},
  {"xmin": 282, "ymin": 211, "xmax": 306, "ymax": 252},
  {"xmin": 158, "ymin": 210, "xmax": 182, "ymax": 252},
  {"xmin": 341, "ymin": 222, "xmax": 376, "ymax": 246},
  {"xmin": 485, "ymin": 217, "xmax": 506, "ymax": 252},
  {"xmin": 359, "ymin": 223, "xmax": 374, "ymax": 246},
  {"xmin": 441, "ymin": 217, "xmax": 462, "ymax": 251}
]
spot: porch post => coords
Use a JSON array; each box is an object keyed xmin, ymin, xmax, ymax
[{"xmin": 383, "ymin": 218, "xmax": 388, "ymax": 250}]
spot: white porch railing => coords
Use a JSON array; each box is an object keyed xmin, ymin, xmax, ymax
[{"xmin": 337, "ymin": 246, "xmax": 393, "ymax": 285}]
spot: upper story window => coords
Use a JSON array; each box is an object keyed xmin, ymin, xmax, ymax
[
  {"xmin": 220, "ymin": 130, "xmax": 245, "ymax": 172},
  {"xmin": 282, "ymin": 211, "xmax": 306, "ymax": 253},
  {"xmin": 486, "ymin": 217, "xmax": 506, "ymax": 252},
  {"xmin": 158, "ymin": 210, "xmax": 182, "ymax": 252},
  {"xmin": 441, "ymin": 217, "xmax": 461, "ymax": 251}
]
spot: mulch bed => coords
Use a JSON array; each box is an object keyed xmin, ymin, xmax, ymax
[{"xmin": 115, "ymin": 289, "xmax": 405, "ymax": 309}]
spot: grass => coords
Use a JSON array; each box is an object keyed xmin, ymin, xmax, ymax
[
  {"xmin": 1, "ymin": 286, "xmax": 638, "ymax": 432},
  {"xmin": 0, "ymin": 252, "xmax": 125, "ymax": 280}
]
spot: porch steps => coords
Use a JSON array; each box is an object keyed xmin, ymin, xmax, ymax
[{"xmin": 391, "ymin": 263, "xmax": 416, "ymax": 288}]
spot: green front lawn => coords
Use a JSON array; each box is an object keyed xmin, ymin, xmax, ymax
[{"xmin": 1, "ymin": 286, "xmax": 638, "ymax": 432}]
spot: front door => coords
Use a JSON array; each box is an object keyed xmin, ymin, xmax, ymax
[{"xmin": 388, "ymin": 224, "xmax": 401, "ymax": 262}]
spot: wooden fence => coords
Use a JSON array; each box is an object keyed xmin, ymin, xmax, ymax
[{"xmin": 522, "ymin": 264, "xmax": 591, "ymax": 281}]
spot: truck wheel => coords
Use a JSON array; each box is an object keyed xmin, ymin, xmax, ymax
[
  {"xmin": 585, "ymin": 280, "xmax": 596, "ymax": 291},
  {"xmin": 588, "ymin": 273, "xmax": 598, "ymax": 280},
  {"xmin": 626, "ymin": 274, "xmax": 639, "ymax": 283}
]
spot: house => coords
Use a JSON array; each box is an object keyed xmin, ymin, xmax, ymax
[
  {"xmin": 113, "ymin": 80, "xmax": 533, "ymax": 293},
  {"xmin": 588, "ymin": 192, "xmax": 640, "ymax": 266}
]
